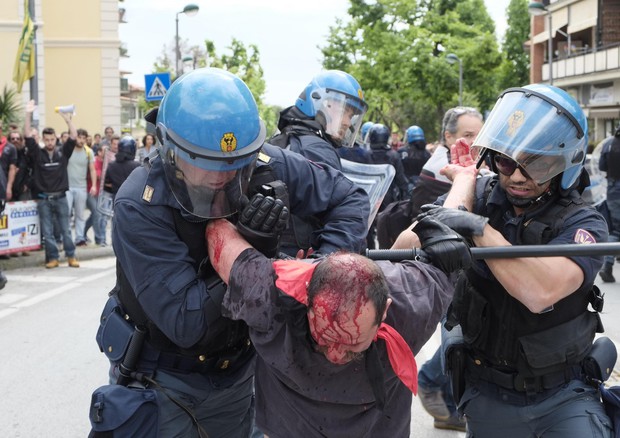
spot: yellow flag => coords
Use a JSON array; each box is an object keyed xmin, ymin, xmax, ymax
[{"xmin": 13, "ymin": 0, "xmax": 35, "ymax": 93}]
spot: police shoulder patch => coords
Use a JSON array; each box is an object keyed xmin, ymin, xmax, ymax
[
  {"xmin": 257, "ymin": 151, "xmax": 271, "ymax": 164},
  {"xmin": 142, "ymin": 185, "xmax": 154, "ymax": 202},
  {"xmin": 574, "ymin": 229, "xmax": 596, "ymax": 244}
]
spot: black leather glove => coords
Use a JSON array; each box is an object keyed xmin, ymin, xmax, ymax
[
  {"xmin": 416, "ymin": 204, "xmax": 488, "ymax": 237},
  {"xmin": 412, "ymin": 216, "xmax": 472, "ymax": 273},
  {"xmin": 237, "ymin": 193, "xmax": 289, "ymax": 258}
]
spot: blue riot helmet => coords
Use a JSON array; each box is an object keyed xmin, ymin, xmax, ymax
[
  {"xmin": 155, "ymin": 67, "xmax": 266, "ymax": 219},
  {"xmin": 117, "ymin": 135, "xmax": 137, "ymax": 161},
  {"xmin": 295, "ymin": 70, "xmax": 368, "ymax": 148},
  {"xmin": 406, "ymin": 125, "xmax": 425, "ymax": 144},
  {"xmin": 360, "ymin": 121, "xmax": 374, "ymax": 143},
  {"xmin": 471, "ymin": 84, "xmax": 588, "ymax": 190},
  {"xmin": 368, "ymin": 124, "xmax": 391, "ymax": 150}
]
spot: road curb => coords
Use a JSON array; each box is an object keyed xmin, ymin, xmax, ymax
[{"xmin": 0, "ymin": 244, "xmax": 115, "ymax": 271}]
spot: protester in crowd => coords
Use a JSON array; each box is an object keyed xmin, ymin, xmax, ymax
[
  {"xmin": 84, "ymin": 145, "xmax": 106, "ymax": 246},
  {"xmin": 67, "ymin": 128, "xmax": 97, "ymax": 246},
  {"xmin": 100, "ymin": 126, "xmax": 114, "ymax": 148},
  {"xmin": 8, "ymin": 130, "xmax": 30, "ymax": 202},
  {"xmin": 92, "ymin": 133, "xmax": 101, "ymax": 150},
  {"xmin": 0, "ymin": 162, "xmax": 9, "ymax": 288},
  {"xmin": 135, "ymin": 133, "xmax": 156, "ymax": 163},
  {"xmin": 58, "ymin": 131, "xmax": 69, "ymax": 146},
  {"xmin": 96, "ymin": 135, "xmax": 119, "ymax": 245},
  {"xmin": 23, "ymin": 100, "xmax": 79, "ymax": 268},
  {"xmin": 1, "ymin": 129, "xmax": 18, "ymax": 202}
]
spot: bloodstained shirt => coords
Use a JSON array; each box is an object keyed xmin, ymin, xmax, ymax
[{"xmin": 223, "ymin": 248, "xmax": 454, "ymax": 438}]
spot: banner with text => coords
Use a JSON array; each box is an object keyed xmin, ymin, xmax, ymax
[{"xmin": 0, "ymin": 200, "xmax": 41, "ymax": 254}]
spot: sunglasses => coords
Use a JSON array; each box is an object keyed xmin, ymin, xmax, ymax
[
  {"xmin": 10, "ymin": 136, "xmax": 21, "ymax": 142},
  {"xmin": 493, "ymin": 154, "xmax": 531, "ymax": 179}
]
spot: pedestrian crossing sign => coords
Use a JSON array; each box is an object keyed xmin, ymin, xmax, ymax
[{"xmin": 144, "ymin": 73, "xmax": 171, "ymax": 102}]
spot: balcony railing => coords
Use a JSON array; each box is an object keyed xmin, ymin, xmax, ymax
[{"xmin": 542, "ymin": 43, "xmax": 620, "ymax": 82}]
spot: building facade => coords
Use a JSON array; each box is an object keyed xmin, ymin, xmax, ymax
[
  {"xmin": 0, "ymin": 0, "xmax": 122, "ymax": 136},
  {"xmin": 530, "ymin": 0, "xmax": 620, "ymax": 144}
]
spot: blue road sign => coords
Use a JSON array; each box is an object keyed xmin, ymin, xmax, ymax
[{"xmin": 144, "ymin": 73, "xmax": 171, "ymax": 102}]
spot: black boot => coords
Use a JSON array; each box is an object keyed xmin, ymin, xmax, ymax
[{"xmin": 599, "ymin": 264, "xmax": 616, "ymax": 283}]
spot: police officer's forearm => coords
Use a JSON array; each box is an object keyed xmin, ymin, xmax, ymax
[{"xmin": 473, "ymin": 226, "xmax": 585, "ymax": 313}]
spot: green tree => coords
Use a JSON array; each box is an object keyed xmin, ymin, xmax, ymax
[
  {"xmin": 0, "ymin": 86, "xmax": 22, "ymax": 129},
  {"xmin": 148, "ymin": 38, "xmax": 279, "ymax": 137},
  {"xmin": 497, "ymin": 0, "xmax": 531, "ymax": 90},
  {"xmin": 321, "ymin": 0, "xmax": 502, "ymax": 141}
]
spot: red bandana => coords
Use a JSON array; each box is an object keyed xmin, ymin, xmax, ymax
[{"xmin": 273, "ymin": 259, "xmax": 418, "ymax": 395}]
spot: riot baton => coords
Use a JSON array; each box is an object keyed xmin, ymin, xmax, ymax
[
  {"xmin": 366, "ymin": 242, "xmax": 620, "ymax": 262},
  {"xmin": 117, "ymin": 325, "xmax": 147, "ymax": 386}
]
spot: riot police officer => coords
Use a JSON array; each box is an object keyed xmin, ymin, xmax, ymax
[
  {"xmin": 269, "ymin": 70, "xmax": 368, "ymax": 171},
  {"xmin": 368, "ymin": 123, "xmax": 409, "ymax": 208},
  {"xmin": 406, "ymin": 84, "xmax": 613, "ymax": 437},
  {"xmin": 398, "ymin": 125, "xmax": 430, "ymax": 190},
  {"xmin": 89, "ymin": 68, "xmax": 370, "ymax": 437},
  {"xmin": 269, "ymin": 70, "xmax": 369, "ymax": 256}
]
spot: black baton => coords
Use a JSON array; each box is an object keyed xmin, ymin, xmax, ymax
[
  {"xmin": 367, "ymin": 242, "xmax": 620, "ymax": 262},
  {"xmin": 117, "ymin": 325, "xmax": 147, "ymax": 386}
]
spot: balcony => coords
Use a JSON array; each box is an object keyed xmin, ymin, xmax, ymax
[{"xmin": 542, "ymin": 43, "xmax": 620, "ymax": 83}]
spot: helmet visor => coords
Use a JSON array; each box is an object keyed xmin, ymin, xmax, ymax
[
  {"xmin": 470, "ymin": 89, "xmax": 586, "ymax": 185},
  {"xmin": 162, "ymin": 148, "xmax": 256, "ymax": 219},
  {"xmin": 315, "ymin": 89, "xmax": 368, "ymax": 148},
  {"xmin": 159, "ymin": 122, "xmax": 264, "ymax": 219}
]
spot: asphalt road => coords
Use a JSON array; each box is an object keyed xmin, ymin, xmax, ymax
[{"xmin": 1, "ymin": 253, "xmax": 620, "ymax": 437}]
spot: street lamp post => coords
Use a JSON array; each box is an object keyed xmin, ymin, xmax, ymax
[
  {"xmin": 446, "ymin": 53, "xmax": 463, "ymax": 106},
  {"xmin": 528, "ymin": 1, "xmax": 553, "ymax": 85},
  {"xmin": 175, "ymin": 3, "xmax": 199, "ymax": 78}
]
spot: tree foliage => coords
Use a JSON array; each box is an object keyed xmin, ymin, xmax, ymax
[
  {"xmin": 0, "ymin": 85, "xmax": 22, "ymax": 129},
  {"xmin": 146, "ymin": 38, "xmax": 280, "ymax": 137},
  {"xmin": 321, "ymin": 0, "xmax": 503, "ymax": 142},
  {"xmin": 497, "ymin": 0, "xmax": 531, "ymax": 90}
]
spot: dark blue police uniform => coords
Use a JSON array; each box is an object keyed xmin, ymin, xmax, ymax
[
  {"xmin": 447, "ymin": 175, "xmax": 611, "ymax": 437},
  {"xmin": 97, "ymin": 143, "xmax": 369, "ymax": 437}
]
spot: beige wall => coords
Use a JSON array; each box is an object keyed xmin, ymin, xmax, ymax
[
  {"xmin": 43, "ymin": 48, "xmax": 103, "ymax": 135},
  {"xmin": 0, "ymin": 0, "xmax": 120, "ymax": 136}
]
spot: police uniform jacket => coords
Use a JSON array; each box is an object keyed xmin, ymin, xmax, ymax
[
  {"xmin": 223, "ymin": 248, "xmax": 455, "ymax": 438},
  {"xmin": 445, "ymin": 176, "xmax": 608, "ymax": 381},
  {"xmin": 111, "ymin": 143, "xmax": 370, "ymax": 352}
]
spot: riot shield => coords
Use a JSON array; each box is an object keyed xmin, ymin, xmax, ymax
[{"xmin": 340, "ymin": 159, "xmax": 396, "ymax": 230}]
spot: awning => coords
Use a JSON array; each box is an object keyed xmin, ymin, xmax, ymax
[
  {"xmin": 568, "ymin": 0, "xmax": 598, "ymax": 34},
  {"xmin": 533, "ymin": 31, "xmax": 549, "ymax": 45},
  {"xmin": 552, "ymin": 8, "xmax": 568, "ymax": 36}
]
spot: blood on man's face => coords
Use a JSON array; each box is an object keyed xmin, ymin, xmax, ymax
[{"xmin": 308, "ymin": 292, "xmax": 379, "ymax": 365}]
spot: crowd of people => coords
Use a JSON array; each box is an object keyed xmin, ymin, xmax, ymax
[
  {"xmin": 0, "ymin": 106, "xmax": 157, "ymax": 277},
  {"xmin": 81, "ymin": 66, "xmax": 618, "ymax": 438}
]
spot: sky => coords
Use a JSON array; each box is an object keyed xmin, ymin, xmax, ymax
[{"xmin": 120, "ymin": 0, "xmax": 511, "ymax": 107}]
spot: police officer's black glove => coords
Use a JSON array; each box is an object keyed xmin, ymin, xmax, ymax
[
  {"xmin": 416, "ymin": 204, "xmax": 488, "ymax": 237},
  {"xmin": 237, "ymin": 193, "xmax": 289, "ymax": 258},
  {"xmin": 412, "ymin": 216, "xmax": 472, "ymax": 273}
]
